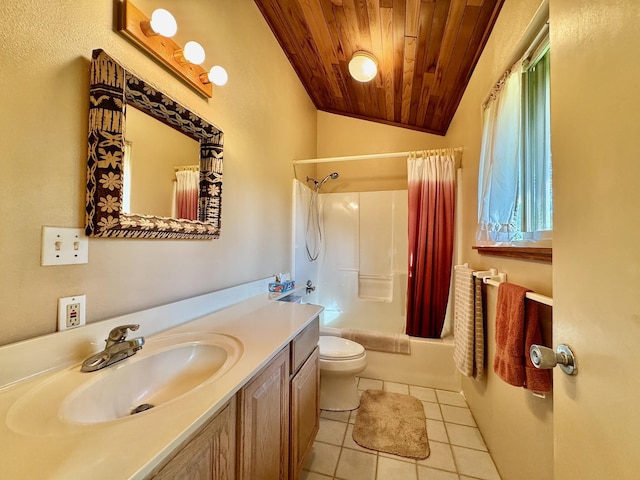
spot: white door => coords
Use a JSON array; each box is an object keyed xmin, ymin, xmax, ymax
[{"xmin": 552, "ymin": 1, "xmax": 640, "ymax": 478}]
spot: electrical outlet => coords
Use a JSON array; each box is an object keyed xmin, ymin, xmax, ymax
[{"xmin": 57, "ymin": 295, "xmax": 86, "ymax": 331}]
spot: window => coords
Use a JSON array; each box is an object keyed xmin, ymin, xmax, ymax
[
  {"xmin": 476, "ymin": 29, "xmax": 551, "ymax": 247},
  {"xmin": 522, "ymin": 43, "xmax": 551, "ymax": 237}
]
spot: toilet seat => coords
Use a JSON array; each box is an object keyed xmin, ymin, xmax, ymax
[{"xmin": 318, "ymin": 336, "xmax": 365, "ymax": 360}]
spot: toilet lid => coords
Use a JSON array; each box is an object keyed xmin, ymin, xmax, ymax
[{"xmin": 318, "ymin": 336, "xmax": 365, "ymax": 360}]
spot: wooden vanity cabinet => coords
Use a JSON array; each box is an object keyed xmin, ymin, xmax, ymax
[
  {"xmin": 150, "ymin": 399, "xmax": 236, "ymax": 480},
  {"xmin": 289, "ymin": 318, "xmax": 320, "ymax": 480},
  {"xmin": 236, "ymin": 316, "xmax": 320, "ymax": 480},
  {"xmin": 289, "ymin": 346, "xmax": 319, "ymax": 480},
  {"xmin": 148, "ymin": 317, "xmax": 320, "ymax": 480},
  {"xmin": 237, "ymin": 346, "xmax": 291, "ymax": 480}
]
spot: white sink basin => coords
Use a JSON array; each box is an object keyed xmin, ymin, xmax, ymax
[{"xmin": 7, "ymin": 332, "xmax": 243, "ymax": 434}]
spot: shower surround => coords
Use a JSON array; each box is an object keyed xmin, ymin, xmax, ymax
[
  {"xmin": 293, "ymin": 180, "xmax": 459, "ymax": 390},
  {"xmin": 295, "ymin": 182, "xmax": 408, "ymax": 333}
]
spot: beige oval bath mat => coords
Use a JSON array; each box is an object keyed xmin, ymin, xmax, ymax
[{"xmin": 352, "ymin": 389, "xmax": 429, "ymax": 460}]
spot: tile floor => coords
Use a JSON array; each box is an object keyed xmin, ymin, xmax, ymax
[{"xmin": 302, "ymin": 377, "xmax": 501, "ymax": 480}]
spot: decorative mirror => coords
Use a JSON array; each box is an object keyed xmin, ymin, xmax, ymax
[{"xmin": 86, "ymin": 49, "xmax": 223, "ymax": 239}]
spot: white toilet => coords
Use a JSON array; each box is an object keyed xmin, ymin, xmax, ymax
[{"xmin": 318, "ymin": 336, "xmax": 368, "ymax": 411}]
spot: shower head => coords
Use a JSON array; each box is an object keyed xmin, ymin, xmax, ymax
[
  {"xmin": 306, "ymin": 172, "xmax": 339, "ymax": 191},
  {"xmin": 318, "ymin": 172, "xmax": 339, "ymax": 188}
]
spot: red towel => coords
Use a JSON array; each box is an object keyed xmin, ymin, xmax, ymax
[{"xmin": 493, "ymin": 282, "xmax": 552, "ymax": 393}]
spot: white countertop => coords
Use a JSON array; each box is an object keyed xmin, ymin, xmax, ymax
[{"xmin": 0, "ymin": 293, "xmax": 322, "ymax": 479}]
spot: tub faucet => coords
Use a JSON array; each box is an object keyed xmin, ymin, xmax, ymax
[
  {"xmin": 81, "ymin": 324, "xmax": 145, "ymax": 372},
  {"xmin": 306, "ymin": 280, "xmax": 316, "ymax": 294}
]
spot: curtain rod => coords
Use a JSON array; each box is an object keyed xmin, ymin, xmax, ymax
[{"xmin": 293, "ymin": 147, "xmax": 463, "ymax": 165}]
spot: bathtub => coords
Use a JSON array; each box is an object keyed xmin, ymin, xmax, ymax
[{"xmin": 320, "ymin": 327, "xmax": 461, "ymax": 391}]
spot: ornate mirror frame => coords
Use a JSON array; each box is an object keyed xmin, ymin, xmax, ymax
[{"xmin": 86, "ymin": 49, "xmax": 223, "ymax": 239}]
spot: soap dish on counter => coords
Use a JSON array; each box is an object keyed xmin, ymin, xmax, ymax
[{"xmin": 268, "ymin": 280, "xmax": 295, "ymax": 293}]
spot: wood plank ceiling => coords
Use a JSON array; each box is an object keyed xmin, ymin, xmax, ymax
[{"xmin": 254, "ymin": 0, "xmax": 504, "ymax": 136}]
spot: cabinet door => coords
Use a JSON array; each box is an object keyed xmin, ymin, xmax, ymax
[
  {"xmin": 290, "ymin": 347, "xmax": 320, "ymax": 480},
  {"xmin": 238, "ymin": 346, "xmax": 290, "ymax": 480},
  {"xmin": 151, "ymin": 399, "xmax": 236, "ymax": 480}
]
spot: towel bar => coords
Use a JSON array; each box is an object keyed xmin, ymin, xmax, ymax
[
  {"xmin": 457, "ymin": 264, "xmax": 554, "ymax": 307},
  {"xmin": 482, "ymin": 278, "xmax": 553, "ymax": 307}
]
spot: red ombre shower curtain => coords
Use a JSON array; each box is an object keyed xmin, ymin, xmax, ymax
[
  {"xmin": 406, "ymin": 150, "xmax": 457, "ymax": 338},
  {"xmin": 175, "ymin": 167, "xmax": 199, "ymax": 221}
]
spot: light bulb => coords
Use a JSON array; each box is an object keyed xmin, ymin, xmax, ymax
[
  {"xmin": 183, "ymin": 41, "xmax": 206, "ymax": 65},
  {"xmin": 208, "ymin": 66, "xmax": 228, "ymax": 86},
  {"xmin": 148, "ymin": 9, "xmax": 177, "ymax": 37},
  {"xmin": 348, "ymin": 51, "xmax": 378, "ymax": 82}
]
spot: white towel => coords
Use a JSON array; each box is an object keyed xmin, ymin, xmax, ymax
[{"xmin": 453, "ymin": 266, "xmax": 485, "ymax": 379}]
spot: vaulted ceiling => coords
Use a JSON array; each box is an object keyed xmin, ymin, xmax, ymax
[{"xmin": 255, "ymin": 0, "xmax": 504, "ymax": 136}]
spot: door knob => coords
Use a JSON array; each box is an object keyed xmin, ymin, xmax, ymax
[{"xmin": 530, "ymin": 344, "xmax": 577, "ymax": 376}]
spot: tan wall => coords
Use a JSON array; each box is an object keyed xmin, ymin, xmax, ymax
[
  {"xmin": 313, "ymin": 112, "xmax": 446, "ymax": 193},
  {"xmin": 0, "ymin": 0, "xmax": 317, "ymax": 345},
  {"xmin": 444, "ymin": 1, "xmax": 554, "ymax": 479}
]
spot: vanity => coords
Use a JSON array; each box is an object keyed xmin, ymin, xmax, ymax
[
  {"xmin": 151, "ymin": 315, "xmax": 320, "ymax": 480},
  {"xmin": 0, "ymin": 283, "xmax": 322, "ymax": 479}
]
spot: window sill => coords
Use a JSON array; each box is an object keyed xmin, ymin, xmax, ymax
[{"xmin": 472, "ymin": 246, "xmax": 552, "ymax": 263}]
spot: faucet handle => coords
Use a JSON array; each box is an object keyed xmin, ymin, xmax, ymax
[{"xmin": 107, "ymin": 324, "xmax": 140, "ymax": 344}]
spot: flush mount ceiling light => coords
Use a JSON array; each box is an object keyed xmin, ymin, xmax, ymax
[
  {"xmin": 348, "ymin": 51, "xmax": 378, "ymax": 83},
  {"xmin": 118, "ymin": 0, "xmax": 228, "ymax": 98}
]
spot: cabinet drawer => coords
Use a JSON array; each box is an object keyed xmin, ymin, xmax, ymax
[{"xmin": 290, "ymin": 317, "xmax": 319, "ymax": 374}]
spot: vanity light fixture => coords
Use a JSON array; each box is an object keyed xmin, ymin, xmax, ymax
[
  {"xmin": 348, "ymin": 51, "xmax": 378, "ymax": 83},
  {"xmin": 117, "ymin": 0, "xmax": 227, "ymax": 98},
  {"xmin": 141, "ymin": 8, "xmax": 177, "ymax": 38},
  {"xmin": 177, "ymin": 41, "xmax": 206, "ymax": 65},
  {"xmin": 200, "ymin": 65, "xmax": 229, "ymax": 86}
]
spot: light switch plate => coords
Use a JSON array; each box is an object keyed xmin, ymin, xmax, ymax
[{"xmin": 41, "ymin": 227, "xmax": 89, "ymax": 266}]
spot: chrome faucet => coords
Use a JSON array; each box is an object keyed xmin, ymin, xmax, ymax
[
  {"xmin": 306, "ymin": 280, "xmax": 316, "ymax": 294},
  {"xmin": 81, "ymin": 324, "xmax": 145, "ymax": 372}
]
